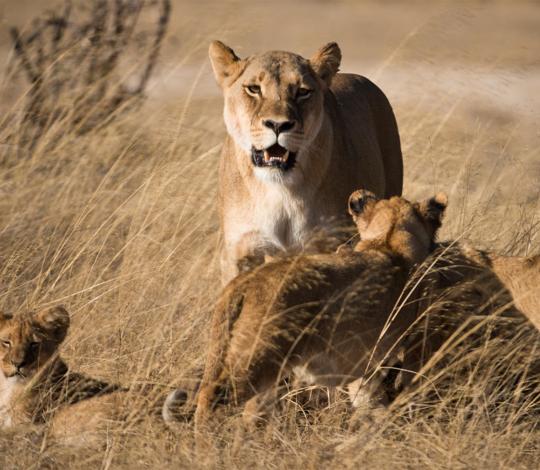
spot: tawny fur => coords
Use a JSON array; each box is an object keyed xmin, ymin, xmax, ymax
[
  {"xmin": 478, "ymin": 250, "xmax": 539, "ymax": 329},
  {"xmin": 0, "ymin": 307, "xmax": 173, "ymax": 446},
  {"xmin": 194, "ymin": 191, "xmax": 447, "ymax": 434},
  {"xmin": 210, "ymin": 41, "xmax": 403, "ymax": 283},
  {"xmin": 397, "ymin": 243, "xmax": 540, "ymax": 388}
]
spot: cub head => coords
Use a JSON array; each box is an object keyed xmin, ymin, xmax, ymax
[
  {"xmin": 348, "ymin": 190, "xmax": 448, "ymax": 265},
  {"xmin": 209, "ymin": 40, "xmax": 341, "ymax": 183},
  {"xmin": 0, "ymin": 306, "xmax": 69, "ymax": 383}
]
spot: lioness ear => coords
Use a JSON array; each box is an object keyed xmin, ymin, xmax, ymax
[
  {"xmin": 33, "ymin": 306, "xmax": 70, "ymax": 343},
  {"xmin": 310, "ymin": 42, "xmax": 341, "ymax": 85},
  {"xmin": 209, "ymin": 40, "xmax": 243, "ymax": 88},
  {"xmin": 348, "ymin": 189, "xmax": 378, "ymax": 218},
  {"xmin": 416, "ymin": 192, "xmax": 448, "ymax": 232}
]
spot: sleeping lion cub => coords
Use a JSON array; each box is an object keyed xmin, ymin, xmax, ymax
[{"xmin": 194, "ymin": 190, "xmax": 448, "ymax": 433}]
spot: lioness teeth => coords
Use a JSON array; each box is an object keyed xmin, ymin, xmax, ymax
[{"xmin": 263, "ymin": 149, "xmax": 289, "ymax": 163}]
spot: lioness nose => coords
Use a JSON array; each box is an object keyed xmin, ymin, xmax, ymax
[{"xmin": 262, "ymin": 119, "xmax": 296, "ymax": 135}]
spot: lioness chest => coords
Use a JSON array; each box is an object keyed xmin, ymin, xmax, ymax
[
  {"xmin": 254, "ymin": 186, "xmax": 310, "ymax": 250},
  {"xmin": 226, "ymin": 184, "xmax": 319, "ymax": 255}
]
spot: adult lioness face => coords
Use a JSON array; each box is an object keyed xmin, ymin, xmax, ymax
[{"xmin": 209, "ymin": 41, "xmax": 341, "ymax": 182}]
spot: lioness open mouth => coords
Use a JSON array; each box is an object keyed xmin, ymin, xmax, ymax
[{"xmin": 251, "ymin": 144, "xmax": 296, "ymax": 171}]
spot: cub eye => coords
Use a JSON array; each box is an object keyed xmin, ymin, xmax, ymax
[
  {"xmin": 297, "ymin": 87, "xmax": 312, "ymax": 100},
  {"xmin": 30, "ymin": 342, "xmax": 41, "ymax": 350},
  {"xmin": 244, "ymin": 84, "xmax": 261, "ymax": 96},
  {"xmin": 1, "ymin": 340, "xmax": 11, "ymax": 349}
]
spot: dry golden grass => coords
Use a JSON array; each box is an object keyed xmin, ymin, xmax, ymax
[{"xmin": 0, "ymin": 0, "xmax": 539, "ymax": 468}]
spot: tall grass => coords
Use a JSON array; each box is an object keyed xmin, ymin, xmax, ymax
[{"xmin": 0, "ymin": 1, "xmax": 539, "ymax": 468}]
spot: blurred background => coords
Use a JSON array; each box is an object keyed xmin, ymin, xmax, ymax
[{"xmin": 1, "ymin": 0, "xmax": 539, "ymax": 247}]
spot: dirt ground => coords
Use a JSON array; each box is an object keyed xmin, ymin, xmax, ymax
[{"xmin": 0, "ymin": 0, "xmax": 539, "ymax": 468}]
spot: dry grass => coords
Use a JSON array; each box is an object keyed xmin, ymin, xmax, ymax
[{"xmin": 0, "ymin": 0, "xmax": 539, "ymax": 468}]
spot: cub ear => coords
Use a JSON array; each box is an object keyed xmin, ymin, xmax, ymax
[
  {"xmin": 310, "ymin": 42, "xmax": 341, "ymax": 85},
  {"xmin": 348, "ymin": 189, "xmax": 378, "ymax": 218},
  {"xmin": 0, "ymin": 311, "xmax": 13, "ymax": 323},
  {"xmin": 33, "ymin": 306, "xmax": 70, "ymax": 343},
  {"xmin": 209, "ymin": 40, "xmax": 243, "ymax": 88},
  {"xmin": 416, "ymin": 192, "xmax": 448, "ymax": 232}
]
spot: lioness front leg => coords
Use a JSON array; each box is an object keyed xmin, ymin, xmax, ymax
[{"xmin": 221, "ymin": 231, "xmax": 280, "ymax": 283}]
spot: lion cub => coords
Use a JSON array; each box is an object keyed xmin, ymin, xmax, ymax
[
  {"xmin": 0, "ymin": 306, "xmax": 173, "ymax": 445},
  {"xmin": 0, "ymin": 306, "xmax": 131, "ymax": 443},
  {"xmin": 194, "ymin": 190, "xmax": 448, "ymax": 432},
  {"xmin": 0, "ymin": 306, "xmax": 119, "ymax": 431}
]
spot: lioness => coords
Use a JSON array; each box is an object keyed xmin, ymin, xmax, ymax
[
  {"xmin": 194, "ymin": 190, "xmax": 447, "ymax": 433},
  {"xmin": 0, "ymin": 306, "xmax": 178, "ymax": 445},
  {"xmin": 210, "ymin": 41, "xmax": 403, "ymax": 282}
]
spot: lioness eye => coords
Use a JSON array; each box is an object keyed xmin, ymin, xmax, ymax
[
  {"xmin": 245, "ymin": 84, "xmax": 261, "ymax": 96},
  {"xmin": 1, "ymin": 339, "xmax": 10, "ymax": 348},
  {"xmin": 297, "ymin": 87, "xmax": 312, "ymax": 99},
  {"xmin": 30, "ymin": 342, "xmax": 40, "ymax": 349}
]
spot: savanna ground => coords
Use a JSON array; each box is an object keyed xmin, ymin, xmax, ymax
[{"xmin": 0, "ymin": 0, "xmax": 539, "ymax": 468}]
